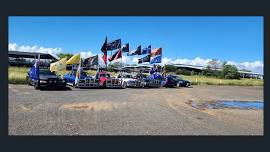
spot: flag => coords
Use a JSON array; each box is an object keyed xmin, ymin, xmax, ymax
[
  {"xmin": 138, "ymin": 54, "xmax": 150, "ymax": 64},
  {"xmin": 102, "ymin": 53, "xmax": 107, "ymax": 65},
  {"xmin": 128, "ymin": 45, "xmax": 141, "ymax": 56},
  {"xmin": 34, "ymin": 54, "xmax": 40, "ymax": 79},
  {"xmin": 50, "ymin": 57, "xmax": 67, "ymax": 72},
  {"xmin": 121, "ymin": 43, "xmax": 129, "ymax": 52},
  {"xmin": 75, "ymin": 63, "xmax": 82, "ymax": 85},
  {"xmin": 141, "ymin": 45, "xmax": 151, "ymax": 54},
  {"xmin": 101, "ymin": 37, "xmax": 107, "ymax": 53},
  {"xmin": 34, "ymin": 54, "xmax": 40, "ymax": 68},
  {"xmin": 150, "ymin": 55, "xmax": 162, "ymax": 64},
  {"xmin": 83, "ymin": 55, "xmax": 98, "ymax": 67},
  {"xmin": 150, "ymin": 48, "xmax": 162, "ymax": 57},
  {"xmin": 101, "ymin": 37, "xmax": 108, "ymax": 65},
  {"xmin": 106, "ymin": 39, "xmax": 121, "ymax": 50},
  {"xmin": 108, "ymin": 48, "xmax": 122, "ymax": 62},
  {"xmin": 66, "ymin": 53, "xmax": 81, "ymax": 65}
]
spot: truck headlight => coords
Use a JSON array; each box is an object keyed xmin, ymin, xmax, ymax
[{"xmin": 40, "ymin": 80, "xmax": 47, "ymax": 83}]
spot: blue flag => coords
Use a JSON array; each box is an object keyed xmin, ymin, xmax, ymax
[
  {"xmin": 141, "ymin": 45, "xmax": 151, "ymax": 54},
  {"xmin": 150, "ymin": 55, "xmax": 162, "ymax": 64}
]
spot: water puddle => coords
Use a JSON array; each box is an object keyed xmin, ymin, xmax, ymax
[{"xmin": 188, "ymin": 100, "xmax": 263, "ymax": 110}]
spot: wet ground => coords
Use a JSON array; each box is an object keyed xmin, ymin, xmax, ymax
[
  {"xmin": 8, "ymin": 85, "xmax": 263, "ymax": 135},
  {"xmin": 188, "ymin": 100, "xmax": 263, "ymax": 110}
]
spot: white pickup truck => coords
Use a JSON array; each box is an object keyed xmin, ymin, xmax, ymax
[{"xmin": 117, "ymin": 72, "xmax": 146, "ymax": 88}]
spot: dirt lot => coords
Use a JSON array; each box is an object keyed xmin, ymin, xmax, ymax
[{"xmin": 8, "ymin": 85, "xmax": 263, "ymax": 135}]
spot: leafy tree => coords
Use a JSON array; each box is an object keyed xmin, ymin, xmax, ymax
[
  {"xmin": 202, "ymin": 65, "xmax": 214, "ymax": 76},
  {"xmin": 221, "ymin": 64, "xmax": 240, "ymax": 79},
  {"xmin": 57, "ymin": 53, "xmax": 73, "ymax": 59},
  {"xmin": 207, "ymin": 59, "xmax": 219, "ymax": 71}
]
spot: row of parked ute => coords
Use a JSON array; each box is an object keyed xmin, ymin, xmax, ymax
[{"xmin": 26, "ymin": 65, "xmax": 191, "ymax": 90}]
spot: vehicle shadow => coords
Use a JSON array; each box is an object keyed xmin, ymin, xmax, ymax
[{"xmin": 39, "ymin": 86, "xmax": 72, "ymax": 91}]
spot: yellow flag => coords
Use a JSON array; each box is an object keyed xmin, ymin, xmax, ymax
[
  {"xmin": 50, "ymin": 57, "xmax": 67, "ymax": 72},
  {"xmin": 66, "ymin": 53, "xmax": 81, "ymax": 65}
]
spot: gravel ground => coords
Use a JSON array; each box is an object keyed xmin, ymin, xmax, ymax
[{"xmin": 8, "ymin": 85, "xmax": 263, "ymax": 135}]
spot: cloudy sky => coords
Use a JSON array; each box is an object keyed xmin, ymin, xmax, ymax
[{"xmin": 9, "ymin": 16, "xmax": 263, "ymax": 74}]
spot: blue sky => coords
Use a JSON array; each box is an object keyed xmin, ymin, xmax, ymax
[{"xmin": 8, "ymin": 16, "xmax": 264, "ymax": 73}]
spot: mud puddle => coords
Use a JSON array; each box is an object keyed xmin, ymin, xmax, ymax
[{"xmin": 187, "ymin": 100, "xmax": 263, "ymax": 110}]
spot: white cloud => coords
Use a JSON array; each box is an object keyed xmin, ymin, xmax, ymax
[
  {"xmin": 9, "ymin": 43, "xmax": 62, "ymax": 59},
  {"xmin": 80, "ymin": 51, "xmax": 94, "ymax": 59},
  {"xmin": 164, "ymin": 57, "xmax": 263, "ymax": 74},
  {"xmin": 227, "ymin": 60, "xmax": 263, "ymax": 74},
  {"xmin": 162, "ymin": 57, "xmax": 172, "ymax": 65}
]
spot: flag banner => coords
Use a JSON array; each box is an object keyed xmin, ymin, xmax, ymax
[
  {"xmin": 150, "ymin": 55, "xmax": 162, "ymax": 64},
  {"xmin": 121, "ymin": 43, "xmax": 129, "ymax": 52},
  {"xmin": 108, "ymin": 48, "xmax": 122, "ymax": 62},
  {"xmin": 138, "ymin": 54, "xmax": 151, "ymax": 64},
  {"xmin": 150, "ymin": 48, "xmax": 162, "ymax": 57},
  {"xmin": 33, "ymin": 54, "xmax": 40, "ymax": 79},
  {"xmin": 101, "ymin": 37, "xmax": 108, "ymax": 53},
  {"xmin": 75, "ymin": 63, "xmax": 81, "ymax": 85},
  {"xmin": 50, "ymin": 57, "xmax": 67, "ymax": 72},
  {"xmin": 66, "ymin": 53, "xmax": 81, "ymax": 65},
  {"xmin": 106, "ymin": 39, "xmax": 121, "ymax": 50},
  {"xmin": 128, "ymin": 45, "xmax": 141, "ymax": 56},
  {"xmin": 141, "ymin": 45, "xmax": 151, "ymax": 54},
  {"xmin": 83, "ymin": 55, "xmax": 98, "ymax": 67},
  {"xmin": 102, "ymin": 52, "xmax": 107, "ymax": 65}
]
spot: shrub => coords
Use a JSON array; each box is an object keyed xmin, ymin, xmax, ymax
[{"xmin": 164, "ymin": 65, "xmax": 177, "ymax": 72}]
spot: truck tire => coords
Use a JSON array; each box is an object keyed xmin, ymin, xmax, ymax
[
  {"xmin": 34, "ymin": 82, "xmax": 40, "ymax": 90},
  {"xmin": 122, "ymin": 82, "xmax": 127, "ymax": 89},
  {"xmin": 176, "ymin": 82, "xmax": 180, "ymax": 87},
  {"xmin": 26, "ymin": 76, "xmax": 31, "ymax": 85}
]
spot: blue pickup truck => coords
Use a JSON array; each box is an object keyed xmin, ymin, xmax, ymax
[
  {"xmin": 63, "ymin": 69, "xmax": 92, "ymax": 86},
  {"xmin": 26, "ymin": 65, "xmax": 67, "ymax": 90}
]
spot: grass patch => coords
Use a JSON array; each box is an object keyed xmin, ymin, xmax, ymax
[
  {"xmin": 9, "ymin": 66, "xmax": 28, "ymax": 84},
  {"xmin": 181, "ymin": 75, "xmax": 263, "ymax": 86}
]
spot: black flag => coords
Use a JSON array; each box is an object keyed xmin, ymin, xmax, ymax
[
  {"xmin": 122, "ymin": 43, "xmax": 129, "ymax": 52},
  {"xmin": 107, "ymin": 39, "xmax": 121, "ymax": 50},
  {"xmin": 83, "ymin": 55, "xmax": 98, "ymax": 67},
  {"xmin": 138, "ymin": 54, "xmax": 151, "ymax": 64}
]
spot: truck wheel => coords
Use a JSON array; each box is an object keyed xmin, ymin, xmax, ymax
[
  {"xmin": 122, "ymin": 82, "xmax": 127, "ymax": 89},
  {"xmin": 26, "ymin": 76, "xmax": 31, "ymax": 85},
  {"xmin": 34, "ymin": 82, "xmax": 40, "ymax": 90},
  {"xmin": 176, "ymin": 82, "xmax": 180, "ymax": 87}
]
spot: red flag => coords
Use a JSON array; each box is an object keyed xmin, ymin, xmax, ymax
[
  {"xmin": 102, "ymin": 52, "xmax": 107, "ymax": 65},
  {"xmin": 108, "ymin": 48, "xmax": 122, "ymax": 62},
  {"xmin": 101, "ymin": 37, "xmax": 108, "ymax": 65},
  {"xmin": 150, "ymin": 48, "xmax": 162, "ymax": 57}
]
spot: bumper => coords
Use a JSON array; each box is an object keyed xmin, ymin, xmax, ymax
[
  {"xmin": 127, "ymin": 81, "xmax": 145, "ymax": 88},
  {"xmin": 39, "ymin": 82, "xmax": 66, "ymax": 88},
  {"xmin": 145, "ymin": 80, "xmax": 161, "ymax": 88}
]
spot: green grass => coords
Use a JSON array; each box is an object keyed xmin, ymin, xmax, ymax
[
  {"xmin": 181, "ymin": 75, "xmax": 263, "ymax": 86},
  {"xmin": 8, "ymin": 66, "xmax": 263, "ymax": 86},
  {"xmin": 9, "ymin": 66, "xmax": 29, "ymax": 84}
]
